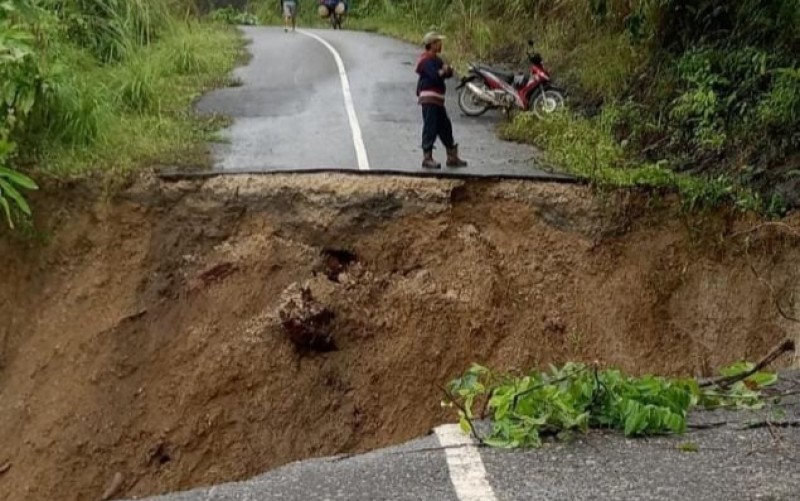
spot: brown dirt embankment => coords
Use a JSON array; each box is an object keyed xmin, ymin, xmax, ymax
[{"xmin": 0, "ymin": 174, "xmax": 798, "ymax": 500}]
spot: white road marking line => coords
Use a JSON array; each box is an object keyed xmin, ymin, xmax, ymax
[
  {"xmin": 434, "ymin": 424, "xmax": 498, "ymax": 501},
  {"xmin": 298, "ymin": 30, "xmax": 370, "ymax": 171}
]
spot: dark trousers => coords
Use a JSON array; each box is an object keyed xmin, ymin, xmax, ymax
[{"xmin": 421, "ymin": 104, "xmax": 455, "ymax": 153}]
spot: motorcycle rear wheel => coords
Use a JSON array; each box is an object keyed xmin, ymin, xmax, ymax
[
  {"xmin": 458, "ymin": 84, "xmax": 490, "ymax": 117},
  {"xmin": 531, "ymin": 89, "xmax": 565, "ymax": 118}
]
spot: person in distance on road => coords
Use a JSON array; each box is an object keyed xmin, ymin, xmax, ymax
[
  {"xmin": 416, "ymin": 31, "xmax": 467, "ymax": 170},
  {"xmin": 319, "ymin": 0, "xmax": 345, "ymax": 17},
  {"xmin": 281, "ymin": 0, "xmax": 298, "ymax": 33}
]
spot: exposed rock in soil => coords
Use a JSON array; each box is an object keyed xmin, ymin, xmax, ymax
[{"xmin": 99, "ymin": 472, "xmax": 124, "ymax": 501}]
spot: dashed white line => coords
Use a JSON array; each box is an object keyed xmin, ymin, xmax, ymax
[
  {"xmin": 434, "ymin": 424, "xmax": 498, "ymax": 501},
  {"xmin": 298, "ymin": 30, "xmax": 370, "ymax": 171}
]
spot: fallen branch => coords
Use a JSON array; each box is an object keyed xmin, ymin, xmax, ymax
[
  {"xmin": 689, "ymin": 416, "xmax": 800, "ymax": 432},
  {"xmin": 699, "ymin": 338, "xmax": 795, "ymax": 388},
  {"xmin": 687, "ymin": 421, "xmax": 728, "ymax": 430},
  {"xmin": 765, "ymin": 389, "xmax": 800, "ymax": 399},
  {"xmin": 511, "ymin": 364, "xmax": 590, "ymax": 411},
  {"xmin": 480, "ymin": 388, "xmax": 495, "ymax": 420},
  {"xmin": 740, "ymin": 420, "xmax": 800, "ymax": 430},
  {"xmin": 440, "ymin": 385, "xmax": 485, "ymax": 445}
]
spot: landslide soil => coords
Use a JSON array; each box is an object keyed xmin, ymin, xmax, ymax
[{"xmin": 1, "ymin": 174, "xmax": 799, "ymax": 501}]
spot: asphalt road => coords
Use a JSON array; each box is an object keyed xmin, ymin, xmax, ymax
[
  {"xmin": 196, "ymin": 27, "xmax": 571, "ymax": 179},
  {"xmin": 136, "ymin": 374, "xmax": 800, "ymax": 501}
]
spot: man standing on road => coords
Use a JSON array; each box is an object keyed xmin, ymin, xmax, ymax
[
  {"xmin": 416, "ymin": 31, "xmax": 467, "ymax": 169},
  {"xmin": 282, "ymin": 0, "xmax": 298, "ymax": 33}
]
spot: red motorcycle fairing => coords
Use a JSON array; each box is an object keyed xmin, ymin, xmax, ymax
[
  {"xmin": 518, "ymin": 65, "xmax": 552, "ymax": 109},
  {"xmin": 475, "ymin": 68, "xmax": 526, "ymax": 109}
]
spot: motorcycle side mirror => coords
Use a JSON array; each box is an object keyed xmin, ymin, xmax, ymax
[{"xmin": 527, "ymin": 39, "xmax": 534, "ymax": 47}]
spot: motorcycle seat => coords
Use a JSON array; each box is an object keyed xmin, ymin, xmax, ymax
[{"xmin": 475, "ymin": 64, "xmax": 515, "ymax": 84}]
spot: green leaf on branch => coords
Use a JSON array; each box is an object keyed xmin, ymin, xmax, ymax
[
  {"xmin": 0, "ymin": 195, "xmax": 13, "ymax": 228},
  {"xmin": 0, "ymin": 166, "xmax": 37, "ymax": 190},
  {"xmin": 0, "ymin": 163, "xmax": 37, "ymax": 228},
  {"xmin": 0, "ymin": 177, "xmax": 31, "ymax": 215},
  {"xmin": 443, "ymin": 361, "xmax": 777, "ymax": 448}
]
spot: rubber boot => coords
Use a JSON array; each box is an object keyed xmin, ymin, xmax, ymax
[
  {"xmin": 446, "ymin": 144, "xmax": 468, "ymax": 168},
  {"xmin": 422, "ymin": 151, "xmax": 441, "ymax": 169}
]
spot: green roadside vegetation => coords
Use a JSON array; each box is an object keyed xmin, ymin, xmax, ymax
[
  {"xmin": 343, "ymin": 1, "xmax": 800, "ymax": 215},
  {"xmin": 445, "ymin": 356, "xmax": 789, "ymax": 448},
  {"xmin": 1, "ymin": 0, "xmax": 244, "ymax": 228},
  {"xmin": 5, "ymin": 1, "xmax": 798, "ymax": 227}
]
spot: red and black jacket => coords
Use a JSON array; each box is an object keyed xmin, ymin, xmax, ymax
[{"xmin": 416, "ymin": 53, "xmax": 452, "ymax": 106}]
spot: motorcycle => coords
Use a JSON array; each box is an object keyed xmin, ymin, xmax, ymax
[{"xmin": 457, "ymin": 40, "xmax": 564, "ymax": 118}]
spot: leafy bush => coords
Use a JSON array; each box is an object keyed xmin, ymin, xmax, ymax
[
  {"xmin": 1, "ymin": 0, "xmax": 41, "ymax": 227},
  {"xmin": 668, "ymin": 49, "xmax": 729, "ymax": 151},
  {"xmin": 757, "ymin": 68, "xmax": 800, "ymax": 131},
  {"xmin": 444, "ymin": 361, "xmax": 777, "ymax": 448}
]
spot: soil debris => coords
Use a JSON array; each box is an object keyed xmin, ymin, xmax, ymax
[
  {"xmin": 1, "ymin": 174, "xmax": 799, "ymax": 501},
  {"xmin": 197, "ymin": 261, "xmax": 238, "ymax": 286},
  {"xmin": 278, "ymin": 284, "xmax": 336, "ymax": 351},
  {"xmin": 148, "ymin": 442, "xmax": 173, "ymax": 467},
  {"xmin": 320, "ymin": 248, "xmax": 358, "ymax": 282}
]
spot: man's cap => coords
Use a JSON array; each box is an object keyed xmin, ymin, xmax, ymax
[{"xmin": 422, "ymin": 31, "xmax": 446, "ymax": 46}]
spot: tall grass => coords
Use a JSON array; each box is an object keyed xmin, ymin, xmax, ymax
[
  {"xmin": 50, "ymin": 0, "xmax": 173, "ymax": 61},
  {"xmin": 37, "ymin": 75, "xmax": 109, "ymax": 145},
  {"xmin": 40, "ymin": 20, "xmax": 242, "ymax": 176},
  {"xmin": 501, "ymin": 109, "xmax": 768, "ymax": 213},
  {"xmin": 115, "ymin": 54, "xmax": 162, "ymax": 114},
  {"xmin": 170, "ymin": 38, "xmax": 208, "ymax": 74},
  {"xmin": 3, "ymin": 1, "xmax": 242, "ymax": 183}
]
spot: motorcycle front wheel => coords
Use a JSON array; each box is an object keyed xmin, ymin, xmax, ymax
[
  {"xmin": 458, "ymin": 84, "xmax": 491, "ymax": 117},
  {"xmin": 531, "ymin": 89, "xmax": 565, "ymax": 118}
]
